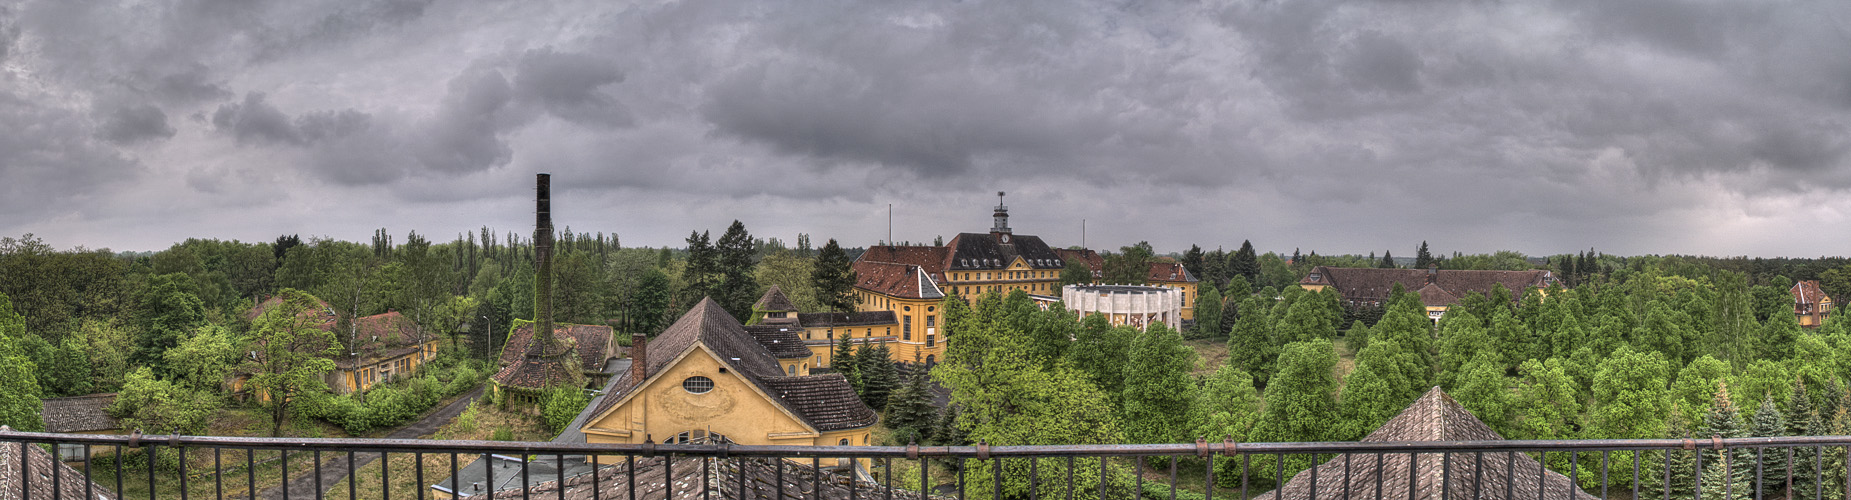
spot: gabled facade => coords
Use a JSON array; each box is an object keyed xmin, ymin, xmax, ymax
[
  {"xmin": 496, "ymin": 322, "xmax": 620, "ymax": 387},
  {"xmin": 580, "ymin": 298, "xmax": 878, "ymax": 467},
  {"xmin": 750, "ymin": 287, "xmax": 899, "ymax": 368},
  {"xmin": 1794, "ymin": 280, "xmax": 1834, "ymax": 327}
]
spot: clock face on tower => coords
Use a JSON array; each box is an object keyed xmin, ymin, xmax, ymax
[{"xmin": 1001, "ymin": 234, "xmax": 1010, "ymax": 243}]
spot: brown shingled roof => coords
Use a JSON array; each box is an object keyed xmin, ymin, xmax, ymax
[
  {"xmin": 500, "ymin": 323, "xmax": 615, "ymax": 372},
  {"xmin": 742, "ymin": 325, "xmax": 814, "ymax": 359},
  {"xmin": 1255, "ymin": 387, "xmax": 1595, "ymax": 500},
  {"xmin": 1299, "ymin": 266, "xmax": 1551, "ymax": 306},
  {"xmin": 1148, "ymin": 262, "xmax": 1197, "ymax": 283},
  {"xmin": 0, "ymin": 426, "xmax": 119, "ymax": 500},
  {"xmin": 588, "ymin": 298, "xmax": 877, "ymax": 433},
  {"xmin": 753, "ymin": 285, "xmax": 798, "ymax": 313},
  {"xmin": 1054, "ymin": 248, "xmax": 1104, "ymax": 274},
  {"xmin": 41, "ymin": 394, "xmax": 118, "ymax": 433}
]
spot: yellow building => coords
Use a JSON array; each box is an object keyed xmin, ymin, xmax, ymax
[
  {"xmin": 236, "ymin": 297, "xmax": 442, "ymax": 398},
  {"xmin": 750, "ymin": 286, "xmax": 901, "ymax": 368},
  {"xmin": 579, "ymin": 298, "xmax": 878, "ymax": 467},
  {"xmin": 1794, "ymin": 280, "xmax": 1834, "ymax": 327}
]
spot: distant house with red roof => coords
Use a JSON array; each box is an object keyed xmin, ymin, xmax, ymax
[
  {"xmin": 1793, "ymin": 280, "xmax": 1833, "ymax": 328},
  {"xmin": 236, "ymin": 296, "xmax": 442, "ymax": 397}
]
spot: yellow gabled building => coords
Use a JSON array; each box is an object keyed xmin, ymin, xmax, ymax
[{"xmin": 579, "ymin": 298, "xmax": 878, "ymax": 467}]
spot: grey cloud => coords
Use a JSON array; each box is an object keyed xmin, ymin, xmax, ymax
[
  {"xmin": 95, "ymin": 104, "xmax": 177, "ymax": 144},
  {"xmin": 0, "ymin": 96, "xmax": 141, "ymax": 225},
  {"xmin": 414, "ymin": 66, "xmax": 516, "ymax": 174},
  {"xmin": 1340, "ymin": 31, "xmax": 1423, "ymax": 94},
  {"xmin": 514, "ymin": 48, "xmax": 631, "ymax": 127},
  {"xmin": 150, "ymin": 64, "xmax": 234, "ymax": 103},
  {"xmin": 213, "ymin": 93, "xmax": 302, "ymax": 145}
]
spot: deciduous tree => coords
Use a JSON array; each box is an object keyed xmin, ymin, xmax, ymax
[
  {"xmin": 246, "ymin": 288, "xmax": 341, "ymax": 437},
  {"xmin": 1122, "ymin": 322, "xmax": 1196, "ymax": 444}
]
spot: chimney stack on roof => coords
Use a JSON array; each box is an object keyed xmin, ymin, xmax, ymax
[
  {"xmin": 533, "ymin": 173, "xmax": 555, "ymax": 356},
  {"xmin": 1427, "ymin": 264, "xmax": 1438, "ymax": 285},
  {"xmin": 630, "ymin": 333, "xmax": 648, "ymax": 390}
]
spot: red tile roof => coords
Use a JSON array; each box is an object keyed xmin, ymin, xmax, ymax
[
  {"xmin": 1147, "ymin": 262, "xmax": 1197, "ymax": 283},
  {"xmin": 1794, "ymin": 280, "xmax": 1831, "ymax": 306},
  {"xmin": 848, "ymin": 261, "xmax": 943, "ymax": 300}
]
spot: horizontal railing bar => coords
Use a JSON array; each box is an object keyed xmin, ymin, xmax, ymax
[{"xmin": 4, "ymin": 430, "xmax": 1847, "ymax": 459}]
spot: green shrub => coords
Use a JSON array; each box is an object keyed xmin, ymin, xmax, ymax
[{"xmin": 491, "ymin": 425, "xmax": 514, "ymax": 441}]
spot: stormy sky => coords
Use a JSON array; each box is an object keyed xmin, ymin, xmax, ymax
[{"xmin": 2, "ymin": 0, "xmax": 1849, "ymax": 257}]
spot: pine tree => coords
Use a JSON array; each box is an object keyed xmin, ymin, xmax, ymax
[
  {"xmin": 1414, "ymin": 241, "xmax": 1433, "ymax": 270},
  {"xmin": 1789, "ymin": 380, "xmax": 1821, "ymax": 499},
  {"xmin": 931, "ymin": 404, "xmax": 967, "ymax": 446},
  {"xmin": 1747, "ymin": 394, "xmax": 1787, "ymax": 494},
  {"xmin": 853, "ymin": 341, "xmax": 892, "ymax": 409},
  {"xmin": 1697, "ymin": 381, "xmax": 1753, "ymax": 500},
  {"xmin": 885, "ymin": 360, "xmax": 937, "ymax": 444},
  {"xmin": 1665, "ymin": 401, "xmax": 1699, "ymax": 497},
  {"xmin": 812, "ymin": 239, "xmax": 858, "ymax": 313},
  {"xmin": 1378, "ymin": 250, "xmax": 1395, "ymax": 269},
  {"xmin": 1191, "ymin": 286, "xmax": 1223, "ymax": 338},
  {"xmin": 832, "ymin": 330, "xmax": 860, "ymax": 388},
  {"xmin": 1230, "ymin": 241, "xmax": 1259, "ymax": 285}
]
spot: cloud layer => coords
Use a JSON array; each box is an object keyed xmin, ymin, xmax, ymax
[{"xmin": 1, "ymin": 0, "xmax": 1848, "ymax": 256}]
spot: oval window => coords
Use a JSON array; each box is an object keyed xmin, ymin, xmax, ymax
[{"xmin": 683, "ymin": 376, "xmax": 714, "ymax": 394}]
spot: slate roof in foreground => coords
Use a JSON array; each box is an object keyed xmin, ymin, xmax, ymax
[
  {"xmin": 1254, "ymin": 387, "xmax": 1596, "ymax": 500},
  {"xmin": 40, "ymin": 394, "xmax": 119, "ymax": 434},
  {"xmin": 0, "ymin": 426, "xmax": 118, "ymax": 500}
]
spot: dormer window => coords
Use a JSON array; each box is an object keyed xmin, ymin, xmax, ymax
[{"xmin": 1309, "ymin": 272, "xmax": 1321, "ymax": 281}]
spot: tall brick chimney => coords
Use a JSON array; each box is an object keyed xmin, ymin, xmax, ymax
[
  {"xmin": 532, "ymin": 173, "xmax": 554, "ymax": 356},
  {"xmin": 630, "ymin": 333, "xmax": 647, "ymax": 388}
]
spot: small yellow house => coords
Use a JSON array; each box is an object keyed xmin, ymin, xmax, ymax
[
  {"xmin": 1794, "ymin": 280, "xmax": 1834, "ymax": 327},
  {"xmin": 235, "ymin": 297, "xmax": 441, "ymax": 398},
  {"xmin": 579, "ymin": 298, "xmax": 878, "ymax": 468}
]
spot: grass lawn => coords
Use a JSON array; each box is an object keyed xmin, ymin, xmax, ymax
[{"xmin": 77, "ymin": 408, "xmax": 354, "ymax": 500}]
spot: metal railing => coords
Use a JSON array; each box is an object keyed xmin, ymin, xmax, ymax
[{"xmin": 4, "ymin": 429, "xmax": 1851, "ymax": 500}]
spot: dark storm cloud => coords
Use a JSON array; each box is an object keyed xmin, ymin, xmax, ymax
[
  {"xmin": 5, "ymin": 0, "xmax": 1851, "ymax": 255},
  {"xmin": 0, "ymin": 95, "xmax": 141, "ymax": 225},
  {"xmin": 95, "ymin": 104, "xmax": 176, "ymax": 145}
]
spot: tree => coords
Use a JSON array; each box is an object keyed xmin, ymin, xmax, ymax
[
  {"xmin": 1696, "ymin": 382, "xmax": 1753, "ymax": 500},
  {"xmin": 811, "ymin": 239, "xmax": 857, "ymax": 313},
  {"xmin": 0, "ymin": 292, "xmax": 43, "ymax": 431},
  {"xmin": 628, "ymin": 267, "xmax": 673, "ymax": 335},
  {"xmin": 832, "ymin": 330, "xmax": 860, "ymax": 387},
  {"xmin": 1249, "ymin": 340, "xmax": 1339, "ymax": 480},
  {"xmin": 1747, "ymin": 394, "xmax": 1787, "ymax": 493},
  {"xmin": 1336, "ymin": 339, "xmax": 1420, "ymax": 440},
  {"xmin": 1190, "ymin": 365, "xmax": 1262, "ymax": 488},
  {"xmin": 713, "ymin": 221, "xmax": 761, "ymax": 321},
  {"xmin": 855, "ymin": 341, "xmax": 895, "ymax": 410},
  {"xmin": 1181, "ymin": 245, "xmax": 1205, "ymax": 283},
  {"xmin": 1414, "ymin": 241, "xmax": 1434, "ymax": 270},
  {"xmin": 542, "ymin": 386, "xmax": 590, "ymax": 434},
  {"xmin": 1058, "ymin": 259, "xmax": 1094, "ymax": 293},
  {"xmin": 1378, "ymin": 250, "xmax": 1396, "ymax": 269},
  {"xmin": 681, "ymin": 230, "xmax": 717, "ymax": 306},
  {"xmin": 1273, "ymin": 294, "xmax": 1336, "ymax": 343},
  {"xmin": 1121, "ymin": 322, "xmax": 1197, "ymax": 444},
  {"xmin": 1670, "ymin": 355, "xmax": 1732, "ymax": 426},
  {"xmin": 1587, "ymin": 346, "xmax": 1671, "ymax": 440},
  {"xmin": 163, "ymin": 324, "xmax": 241, "ymax": 392},
  {"xmin": 1451, "ymin": 353, "xmax": 1514, "ymax": 437},
  {"xmin": 1191, "ymin": 286, "xmax": 1223, "ymax": 338},
  {"xmin": 1101, "ymin": 241, "xmax": 1154, "ymax": 285},
  {"xmin": 134, "ymin": 273, "xmax": 208, "ymax": 374},
  {"xmin": 885, "ymin": 359, "xmax": 937, "ymax": 444},
  {"xmin": 109, "ymin": 367, "xmax": 217, "ymax": 435},
  {"xmin": 80, "ymin": 318, "xmax": 134, "ymax": 393},
  {"xmin": 1511, "ymin": 359, "xmax": 1580, "ymax": 441},
  {"xmin": 1226, "ymin": 296, "xmax": 1277, "ymax": 386},
  {"xmin": 1065, "ymin": 314, "xmax": 1132, "ymax": 406},
  {"xmin": 246, "ymin": 288, "xmax": 341, "ymax": 437},
  {"xmin": 1229, "ymin": 241, "xmax": 1259, "ymax": 285}
]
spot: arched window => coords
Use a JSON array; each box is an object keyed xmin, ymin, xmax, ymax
[{"xmin": 838, "ymin": 438, "xmax": 850, "ymax": 446}]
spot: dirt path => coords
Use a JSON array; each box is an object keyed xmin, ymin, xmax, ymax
[{"xmin": 252, "ymin": 385, "xmax": 484, "ymax": 500}]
